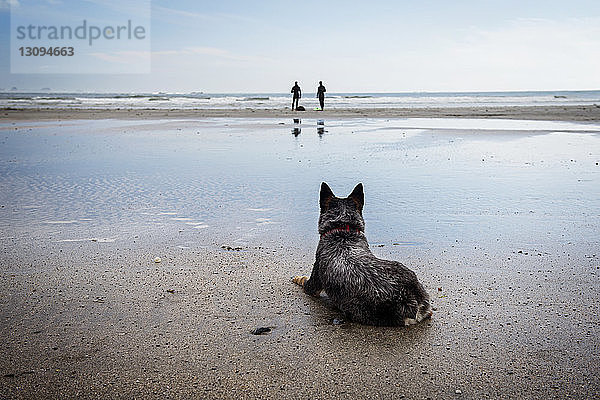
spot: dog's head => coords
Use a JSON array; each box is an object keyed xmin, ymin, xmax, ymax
[{"xmin": 318, "ymin": 182, "xmax": 365, "ymax": 236}]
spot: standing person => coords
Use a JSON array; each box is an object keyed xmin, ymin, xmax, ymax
[
  {"xmin": 291, "ymin": 81, "xmax": 301, "ymax": 110},
  {"xmin": 317, "ymin": 81, "xmax": 326, "ymax": 110}
]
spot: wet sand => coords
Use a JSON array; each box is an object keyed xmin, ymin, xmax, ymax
[
  {"xmin": 1, "ymin": 115, "xmax": 599, "ymax": 399},
  {"xmin": 2, "ymin": 240, "xmax": 598, "ymax": 399},
  {"xmin": 2, "ymin": 104, "xmax": 600, "ymax": 122}
]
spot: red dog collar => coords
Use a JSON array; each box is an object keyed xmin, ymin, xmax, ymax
[{"xmin": 321, "ymin": 224, "xmax": 362, "ymax": 238}]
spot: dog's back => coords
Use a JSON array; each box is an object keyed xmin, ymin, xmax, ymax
[{"xmin": 294, "ymin": 182, "xmax": 432, "ymax": 326}]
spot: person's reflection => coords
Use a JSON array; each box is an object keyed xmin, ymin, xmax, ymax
[{"xmin": 317, "ymin": 119, "xmax": 325, "ymax": 136}]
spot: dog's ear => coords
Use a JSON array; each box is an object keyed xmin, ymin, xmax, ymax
[
  {"xmin": 349, "ymin": 183, "xmax": 364, "ymax": 211},
  {"xmin": 320, "ymin": 182, "xmax": 335, "ymax": 211}
]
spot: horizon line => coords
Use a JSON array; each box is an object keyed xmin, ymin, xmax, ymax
[{"xmin": 1, "ymin": 88, "xmax": 599, "ymax": 95}]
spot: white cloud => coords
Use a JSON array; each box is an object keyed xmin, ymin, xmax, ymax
[
  {"xmin": 339, "ymin": 17, "xmax": 600, "ymax": 92},
  {"xmin": 90, "ymin": 50, "xmax": 151, "ymax": 64},
  {"xmin": 151, "ymin": 5, "xmax": 255, "ymax": 24},
  {"xmin": 0, "ymin": 0, "xmax": 20, "ymax": 9},
  {"xmin": 144, "ymin": 16, "xmax": 600, "ymax": 92},
  {"xmin": 153, "ymin": 46, "xmax": 273, "ymax": 64},
  {"xmin": 81, "ymin": 0, "xmax": 150, "ymax": 18},
  {"xmin": 255, "ymin": 17, "xmax": 600, "ymax": 92},
  {"xmin": 152, "ymin": 5, "xmax": 212, "ymax": 20},
  {"xmin": 437, "ymin": 17, "xmax": 600, "ymax": 90}
]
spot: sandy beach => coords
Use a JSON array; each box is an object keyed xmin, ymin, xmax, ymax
[
  {"xmin": 2, "ymin": 104, "xmax": 600, "ymax": 122},
  {"xmin": 1, "ymin": 109, "xmax": 599, "ymax": 399}
]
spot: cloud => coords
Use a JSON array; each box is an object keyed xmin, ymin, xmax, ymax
[
  {"xmin": 85, "ymin": 45, "xmax": 269, "ymax": 74},
  {"xmin": 152, "ymin": 5, "xmax": 255, "ymax": 24},
  {"xmin": 153, "ymin": 46, "xmax": 272, "ymax": 64},
  {"xmin": 90, "ymin": 50, "xmax": 151, "ymax": 64},
  {"xmin": 81, "ymin": 0, "xmax": 150, "ymax": 18},
  {"xmin": 152, "ymin": 5, "xmax": 212, "ymax": 20},
  {"xmin": 268, "ymin": 16, "xmax": 600, "ymax": 92},
  {"xmin": 369, "ymin": 17, "xmax": 600, "ymax": 91},
  {"xmin": 455, "ymin": 18, "xmax": 600, "ymax": 63},
  {"xmin": 0, "ymin": 0, "xmax": 20, "ymax": 9},
  {"xmin": 445, "ymin": 18, "xmax": 600, "ymax": 88}
]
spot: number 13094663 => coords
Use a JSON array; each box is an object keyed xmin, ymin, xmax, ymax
[{"xmin": 19, "ymin": 46, "xmax": 74, "ymax": 56}]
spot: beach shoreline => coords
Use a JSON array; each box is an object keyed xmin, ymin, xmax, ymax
[{"xmin": 2, "ymin": 104, "xmax": 600, "ymax": 122}]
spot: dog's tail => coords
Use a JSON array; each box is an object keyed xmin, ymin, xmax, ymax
[{"xmin": 292, "ymin": 275, "xmax": 308, "ymax": 287}]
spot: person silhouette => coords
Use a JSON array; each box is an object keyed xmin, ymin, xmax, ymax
[
  {"xmin": 317, "ymin": 81, "xmax": 326, "ymax": 110},
  {"xmin": 291, "ymin": 81, "xmax": 301, "ymax": 110}
]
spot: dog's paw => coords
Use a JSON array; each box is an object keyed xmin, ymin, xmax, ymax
[
  {"xmin": 292, "ymin": 275, "xmax": 308, "ymax": 287},
  {"xmin": 406, "ymin": 308, "xmax": 433, "ymax": 326},
  {"xmin": 416, "ymin": 308, "xmax": 433, "ymax": 322}
]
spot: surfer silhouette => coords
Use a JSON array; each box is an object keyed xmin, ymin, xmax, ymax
[
  {"xmin": 291, "ymin": 81, "xmax": 301, "ymax": 110},
  {"xmin": 317, "ymin": 81, "xmax": 326, "ymax": 110}
]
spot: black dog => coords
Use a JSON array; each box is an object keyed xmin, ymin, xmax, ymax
[{"xmin": 293, "ymin": 183, "xmax": 432, "ymax": 326}]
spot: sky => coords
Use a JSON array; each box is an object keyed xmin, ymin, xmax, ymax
[{"xmin": 1, "ymin": 0, "xmax": 599, "ymax": 93}]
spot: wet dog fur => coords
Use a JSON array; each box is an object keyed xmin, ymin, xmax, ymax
[{"xmin": 293, "ymin": 182, "xmax": 432, "ymax": 326}]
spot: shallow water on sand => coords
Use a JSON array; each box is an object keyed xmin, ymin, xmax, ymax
[{"xmin": 1, "ymin": 117, "xmax": 599, "ymax": 259}]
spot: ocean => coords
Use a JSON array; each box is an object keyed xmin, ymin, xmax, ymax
[{"xmin": 1, "ymin": 90, "xmax": 599, "ymax": 110}]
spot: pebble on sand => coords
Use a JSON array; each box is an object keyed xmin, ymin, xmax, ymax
[
  {"xmin": 251, "ymin": 327, "xmax": 272, "ymax": 335},
  {"xmin": 154, "ymin": 257, "xmax": 161, "ymax": 263}
]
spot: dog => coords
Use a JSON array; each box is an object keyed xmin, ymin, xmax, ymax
[{"xmin": 293, "ymin": 182, "xmax": 432, "ymax": 326}]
